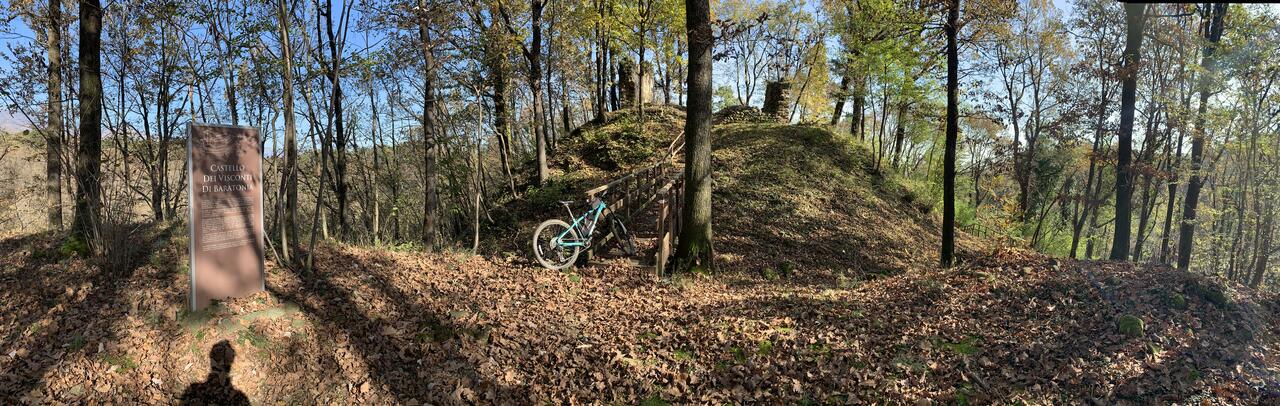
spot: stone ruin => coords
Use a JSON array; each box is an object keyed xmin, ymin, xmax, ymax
[
  {"xmin": 761, "ymin": 80, "xmax": 791, "ymax": 121},
  {"xmin": 618, "ymin": 59, "xmax": 655, "ymax": 108}
]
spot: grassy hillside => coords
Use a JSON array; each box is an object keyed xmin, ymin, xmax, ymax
[{"xmin": 710, "ymin": 122, "xmax": 979, "ymax": 281}]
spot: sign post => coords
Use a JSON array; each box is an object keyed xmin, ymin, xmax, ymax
[{"xmin": 187, "ymin": 124, "xmax": 265, "ymax": 310}]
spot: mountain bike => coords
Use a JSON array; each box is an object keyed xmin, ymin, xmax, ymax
[{"xmin": 532, "ymin": 190, "xmax": 637, "ymax": 270}]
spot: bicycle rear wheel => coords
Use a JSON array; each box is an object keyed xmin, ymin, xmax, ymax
[{"xmin": 533, "ymin": 219, "xmax": 581, "ymax": 270}]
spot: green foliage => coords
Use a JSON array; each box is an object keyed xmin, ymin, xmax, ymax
[
  {"xmin": 713, "ymin": 85, "xmax": 740, "ymax": 111},
  {"xmin": 59, "ymin": 236, "xmax": 90, "ymax": 258},
  {"xmin": 525, "ymin": 180, "xmax": 575, "ymax": 211},
  {"xmin": 955, "ymin": 198, "xmax": 977, "ymax": 230},
  {"xmin": 939, "ymin": 336, "xmax": 981, "ymax": 356},
  {"xmin": 237, "ymin": 328, "xmax": 271, "ymax": 349},
  {"xmin": 778, "ymin": 261, "xmax": 797, "ymax": 276},
  {"xmin": 755, "ymin": 339, "xmax": 774, "ymax": 355},
  {"xmin": 100, "ymin": 353, "xmax": 138, "ymax": 373},
  {"xmin": 673, "ymin": 348, "xmax": 694, "ymax": 361},
  {"xmin": 896, "ymin": 177, "xmax": 938, "ymax": 214},
  {"xmin": 387, "ymin": 241, "xmax": 425, "ymax": 252},
  {"xmin": 955, "ymin": 383, "xmax": 976, "ymax": 406},
  {"xmin": 66, "ymin": 334, "xmax": 87, "ymax": 352},
  {"xmin": 639, "ymin": 395, "xmax": 671, "ymax": 406}
]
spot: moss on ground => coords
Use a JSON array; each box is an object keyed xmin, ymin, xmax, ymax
[{"xmin": 1117, "ymin": 314, "xmax": 1145, "ymax": 337}]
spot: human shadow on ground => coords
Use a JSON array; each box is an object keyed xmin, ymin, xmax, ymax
[{"xmin": 179, "ymin": 340, "xmax": 249, "ymax": 406}]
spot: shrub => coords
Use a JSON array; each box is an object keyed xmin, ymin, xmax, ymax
[
  {"xmin": 779, "ymin": 261, "xmax": 797, "ymax": 277},
  {"xmin": 525, "ymin": 180, "xmax": 575, "ymax": 211}
]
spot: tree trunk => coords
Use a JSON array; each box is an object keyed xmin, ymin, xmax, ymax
[
  {"xmin": 529, "ymin": 0, "xmax": 549, "ymax": 186},
  {"xmin": 673, "ymin": 0, "xmax": 714, "ymax": 273},
  {"xmin": 609, "ymin": 47, "xmax": 619, "ymax": 111},
  {"xmin": 73, "ymin": 0, "xmax": 103, "ymax": 252},
  {"xmin": 593, "ymin": 0, "xmax": 606, "ymax": 122},
  {"xmin": 891, "ymin": 103, "xmax": 907, "ymax": 170},
  {"xmin": 485, "ymin": 36, "xmax": 518, "ymax": 196},
  {"xmin": 323, "ymin": 0, "xmax": 348, "ymax": 237},
  {"xmin": 418, "ymin": 1, "xmax": 440, "ymax": 249},
  {"xmin": 279, "ymin": 0, "xmax": 298, "ymax": 261},
  {"xmin": 941, "ymin": 0, "xmax": 959, "ymax": 268},
  {"xmin": 1070, "ymin": 126, "xmax": 1103, "ymax": 258},
  {"xmin": 850, "ymin": 78, "xmax": 865, "ymax": 139},
  {"xmin": 1159, "ymin": 122, "xmax": 1186, "ymax": 264},
  {"xmin": 1177, "ymin": 3, "xmax": 1227, "ymax": 271},
  {"xmin": 830, "ymin": 74, "xmax": 851, "ymax": 126},
  {"xmin": 45, "ymin": 0, "xmax": 64, "ymax": 231},
  {"xmin": 1109, "ymin": 3, "xmax": 1146, "ymax": 261},
  {"xmin": 1250, "ymin": 202, "xmax": 1274, "ymax": 287},
  {"xmin": 368, "ymin": 67, "xmax": 381, "ymax": 246}
]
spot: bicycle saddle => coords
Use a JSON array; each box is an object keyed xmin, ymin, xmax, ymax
[{"xmin": 558, "ymin": 200, "xmax": 575, "ymax": 206}]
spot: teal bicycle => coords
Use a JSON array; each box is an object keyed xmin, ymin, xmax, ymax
[{"xmin": 532, "ymin": 190, "xmax": 637, "ymax": 270}]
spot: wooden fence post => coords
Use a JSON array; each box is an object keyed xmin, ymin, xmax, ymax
[
  {"xmin": 656, "ymin": 198, "xmax": 668, "ymax": 277},
  {"xmin": 625, "ymin": 176, "xmax": 634, "ymax": 220}
]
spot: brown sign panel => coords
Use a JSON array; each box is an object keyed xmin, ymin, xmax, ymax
[{"xmin": 188, "ymin": 124, "xmax": 264, "ymax": 310}]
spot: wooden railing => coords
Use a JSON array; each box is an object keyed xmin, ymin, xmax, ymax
[
  {"xmin": 583, "ymin": 132, "xmax": 685, "ymax": 274},
  {"xmin": 584, "ymin": 161, "xmax": 674, "ymax": 221},
  {"xmin": 653, "ymin": 175, "xmax": 684, "ymax": 276}
]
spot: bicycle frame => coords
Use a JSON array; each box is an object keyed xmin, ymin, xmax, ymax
[{"xmin": 556, "ymin": 199, "xmax": 607, "ymax": 248}]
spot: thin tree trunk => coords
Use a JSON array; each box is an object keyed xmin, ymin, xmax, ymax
[
  {"xmin": 1250, "ymin": 202, "xmax": 1274, "ymax": 287},
  {"xmin": 278, "ymin": 0, "xmax": 298, "ymax": 261},
  {"xmin": 322, "ymin": 0, "xmax": 349, "ymax": 237},
  {"xmin": 850, "ymin": 78, "xmax": 865, "ymax": 139},
  {"xmin": 368, "ymin": 64, "xmax": 381, "ymax": 245},
  {"xmin": 1177, "ymin": 3, "xmax": 1227, "ymax": 271},
  {"xmin": 1159, "ymin": 118, "xmax": 1187, "ymax": 264},
  {"xmin": 891, "ymin": 103, "xmax": 907, "ymax": 170},
  {"xmin": 1071, "ymin": 124, "xmax": 1104, "ymax": 258}
]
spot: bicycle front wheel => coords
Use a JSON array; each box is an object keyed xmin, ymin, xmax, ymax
[
  {"xmin": 533, "ymin": 219, "xmax": 581, "ymax": 270},
  {"xmin": 610, "ymin": 216, "xmax": 637, "ymax": 256}
]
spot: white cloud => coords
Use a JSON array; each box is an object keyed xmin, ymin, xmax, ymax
[{"xmin": 0, "ymin": 110, "xmax": 32, "ymax": 132}]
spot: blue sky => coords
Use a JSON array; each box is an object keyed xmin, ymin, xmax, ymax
[{"xmin": 0, "ymin": 18, "xmax": 36, "ymax": 132}]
